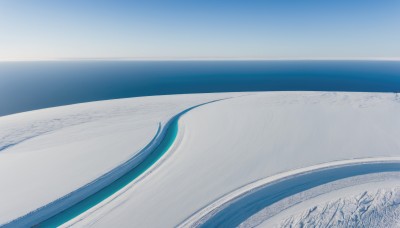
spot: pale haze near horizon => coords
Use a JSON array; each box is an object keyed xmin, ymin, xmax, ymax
[{"xmin": 0, "ymin": 0, "xmax": 399, "ymax": 60}]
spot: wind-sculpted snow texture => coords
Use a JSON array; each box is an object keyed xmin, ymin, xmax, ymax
[
  {"xmin": 1, "ymin": 92, "xmax": 400, "ymax": 227},
  {"xmin": 278, "ymin": 187, "xmax": 400, "ymax": 228},
  {"xmin": 241, "ymin": 172, "xmax": 400, "ymax": 227}
]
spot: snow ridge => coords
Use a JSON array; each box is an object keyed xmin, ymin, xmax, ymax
[{"xmin": 0, "ymin": 104, "xmax": 131, "ymax": 153}]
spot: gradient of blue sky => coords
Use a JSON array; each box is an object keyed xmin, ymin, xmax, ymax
[{"xmin": 0, "ymin": 0, "xmax": 399, "ymax": 60}]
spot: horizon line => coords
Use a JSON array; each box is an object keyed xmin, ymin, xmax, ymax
[{"xmin": 1, "ymin": 57, "xmax": 400, "ymax": 62}]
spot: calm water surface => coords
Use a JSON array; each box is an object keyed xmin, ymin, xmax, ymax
[{"xmin": 1, "ymin": 61, "xmax": 400, "ymax": 116}]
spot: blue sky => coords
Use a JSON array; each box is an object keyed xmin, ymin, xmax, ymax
[{"xmin": 1, "ymin": 0, "xmax": 399, "ymax": 60}]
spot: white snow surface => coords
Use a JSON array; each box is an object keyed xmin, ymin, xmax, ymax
[
  {"xmin": 0, "ymin": 93, "xmax": 236, "ymax": 225},
  {"xmin": 66, "ymin": 92, "xmax": 400, "ymax": 228},
  {"xmin": 1, "ymin": 92, "xmax": 400, "ymax": 227}
]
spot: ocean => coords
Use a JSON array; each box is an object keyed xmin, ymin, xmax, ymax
[{"xmin": 1, "ymin": 60, "xmax": 400, "ymax": 116}]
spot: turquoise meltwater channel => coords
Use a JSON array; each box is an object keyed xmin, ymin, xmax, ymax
[
  {"xmin": 36, "ymin": 100, "xmax": 223, "ymax": 227},
  {"xmin": 37, "ymin": 119, "xmax": 178, "ymax": 227}
]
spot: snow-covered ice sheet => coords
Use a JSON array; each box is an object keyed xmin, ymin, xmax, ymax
[
  {"xmin": 0, "ymin": 93, "xmax": 237, "ymax": 225},
  {"xmin": 60, "ymin": 92, "xmax": 400, "ymax": 227}
]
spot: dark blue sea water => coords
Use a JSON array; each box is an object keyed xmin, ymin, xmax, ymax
[{"xmin": 1, "ymin": 60, "xmax": 400, "ymax": 116}]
